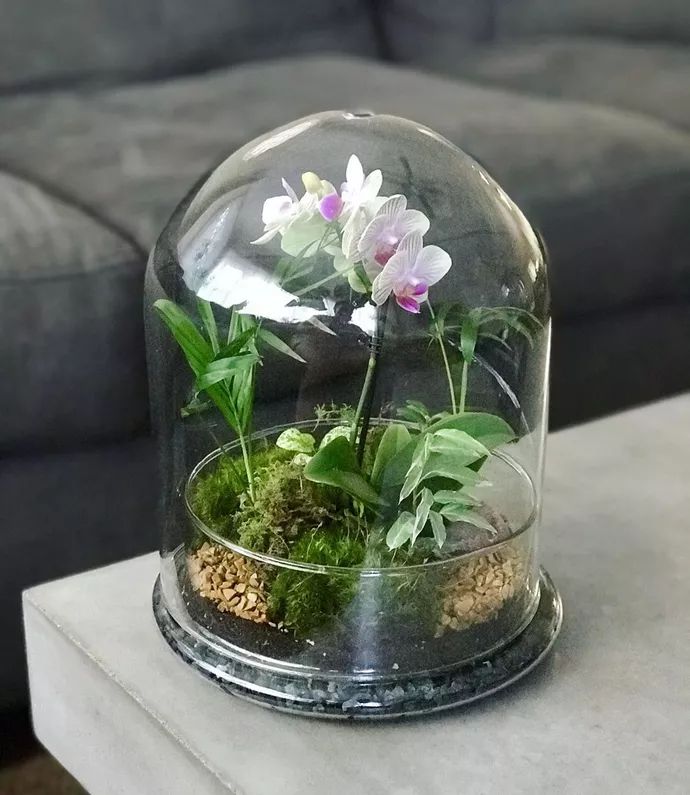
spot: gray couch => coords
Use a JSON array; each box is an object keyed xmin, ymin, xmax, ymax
[{"xmin": 2, "ymin": 0, "xmax": 689, "ymax": 715}]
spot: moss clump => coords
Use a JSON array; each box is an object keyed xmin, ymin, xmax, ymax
[
  {"xmin": 189, "ymin": 457, "xmax": 246, "ymax": 536},
  {"xmin": 190, "ymin": 445, "xmax": 289, "ymax": 536},
  {"xmin": 234, "ymin": 457, "xmax": 362, "ymax": 556},
  {"xmin": 268, "ymin": 532, "xmax": 366, "ymax": 635}
]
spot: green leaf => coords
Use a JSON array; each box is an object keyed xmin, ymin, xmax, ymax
[
  {"xmin": 196, "ymin": 298, "xmax": 219, "ymax": 354},
  {"xmin": 257, "ymin": 327, "xmax": 306, "ymax": 363},
  {"xmin": 304, "ymin": 437, "xmax": 383, "ymax": 509},
  {"xmin": 275, "ymin": 428, "xmax": 316, "ymax": 454},
  {"xmin": 319, "ymin": 425, "xmax": 352, "ymax": 448},
  {"xmin": 433, "ymin": 490, "xmax": 480, "ymax": 507},
  {"xmin": 378, "ymin": 437, "xmax": 417, "ymax": 489},
  {"xmin": 428, "ymin": 510, "xmax": 447, "ymax": 548},
  {"xmin": 427, "ymin": 412, "xmax": 515, "ymax": 449},
  {"xmin": 216, "ymin": 328, "xmax": 257, "ymax": 359},
  {"xmin": 419, "ymin": 460, "xmax": 485, "ymax": 488},
  {"xmin": 155, "ymin": 301, "xmax": 244, "ymax": 435},
  {"xmin": 196, "ymin": 353, "xmax": 259, "ymax": 390},
  {"xmin": 399, "ymin": 435, "xmax": 432, "ymax": 501},
  {"xmin": 386, "ymin": 511, "xmax": 416, "ymax": 550},
  {"xmin": 371, "ymin": 424, "xmax": 412, "ymax": 487},
  {"xmin": 153, "ymin": 299, "xmax": 213, "ymax": 376},
  {"xmin": 460, "ymin": 313, "xmax": 479, "ymax": 364},
  {"xmin": 428, "ymin": 428, "xmax": 490, "ymax": 459},
  {"xmin": 397, "ymin": 400, "xmax": 431, "ymax": 427},
  {"xmin": 440, "ymin": 506, "xmax": 495, "ymax": 532},
  {"xmin": 412, "ymin": 488, "xmax": 434, "ymax": 544}
]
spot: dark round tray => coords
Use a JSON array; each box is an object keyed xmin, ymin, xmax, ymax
[{"xmin": 153, "ymin": 568, "xmax": 562, "ymax": 720}]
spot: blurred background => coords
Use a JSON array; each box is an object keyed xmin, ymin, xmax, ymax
[{"xmin": 1, "ymin": 0, "xmax": 689, "ymax": 790}]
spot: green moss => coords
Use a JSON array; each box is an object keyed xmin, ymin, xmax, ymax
[
  {"xmin": 189, "ymin": 445, "xmax": 288, "ymax": 536},
  {"xmin": 237, "ymin": 463, "xmax": 363, "ymax": 554},
  {"xmin": 190, "ymin": 456, "xmax": 245, "ymax": 536},
  {"xmin": 268, "ymin": 532, "xmax": 366, "ymax": 635},
  {"xmin": 362, "ymin": 536, "xmax": 442, "ymax": 633}
]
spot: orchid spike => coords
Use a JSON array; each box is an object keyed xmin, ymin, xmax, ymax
[
  {"xmin": 371, "ymin": 232, "xmax": 451, "ymax": 313},
  {"xmin": 359, "ymin": 195, "xmax": 430, "ymax": 267}
]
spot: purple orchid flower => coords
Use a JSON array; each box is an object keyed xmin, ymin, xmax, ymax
[
  {"xmin": 358, "ymin": 195, "xmax": 430, "ymax": 267},
  {"xmin": 319, "ymin": 192, "xmax": 344, "ymax": 222},
  {"xmin": 371, "ymin": 231, "xmax": 451, "ymax": 314}
]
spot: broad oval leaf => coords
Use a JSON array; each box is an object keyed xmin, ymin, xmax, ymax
[
  {"xmin": 371, "ymin": 423, "xmax": 412, "ymax": 487},
  {"xmin": 429, "ymin": 428, "xmax": 490, "ymax": 459},
  {"xmin": 303, "ymin": 437, "xmax": 383, "ymax": 509},
  {"xmin": 386, "ymin": 511, "xmax": 416, "ymax": 550},
  {"xmin": 427, "ymin": 412, "xmax": 515, "ymax": 449},
  {"xmin": 275, "ymin": 428, "xmax": 316, "ymax": 454},
  {"xmin": 440, "ymin": 507, "xmax": 496, "ymax": 533}
]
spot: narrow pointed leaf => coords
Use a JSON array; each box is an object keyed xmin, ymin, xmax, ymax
[
  {"xmin": 196, "ymin": 353, "xmax": 259, "ymax": 390},
  {"xmin": 412, "ymin": 488, "xmax": 434, "ymax": 543},
  {"xmin": 429, "ymin": 510, "xmax": 447, "ymax": 548},
  {"xmin": 257, "ymin": 327, "xmax": 306, "ymax": 363},
  {"xmin": 153, "ymin": 299, "xmax": 212, "ymax": 375},
  {"xmin": 196, "ymin": 298, "xmax": 220, "ymax": 353}
]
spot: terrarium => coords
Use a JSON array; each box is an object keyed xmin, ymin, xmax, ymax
[{"xmin": 146, "ymin": 111, "xmax": 562, "ymax": 718}]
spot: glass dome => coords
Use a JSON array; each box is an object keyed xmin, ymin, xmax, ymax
[{"xmin": 145, "ymin": 111, "xmax": 559, "ymax": 718}]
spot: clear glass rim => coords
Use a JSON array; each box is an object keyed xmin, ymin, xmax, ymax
[{"xmin": 183, "ymin": 419, "xmax": 538, "ymax": 575}]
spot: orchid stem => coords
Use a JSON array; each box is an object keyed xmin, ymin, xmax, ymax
[
  {"xmin": 427, "ymin": 302, "xmax": 457, "ymax": 414},
  {"xmin": 351, "ymin": 301, "xmax": 389, "ymax": 464}
]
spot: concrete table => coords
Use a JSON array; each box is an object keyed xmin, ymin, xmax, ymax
[{"xmin": 23, "ymin": 395, "xmax": 690, "ymax": 794}]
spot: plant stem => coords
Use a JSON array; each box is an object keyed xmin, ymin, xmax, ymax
[
  {"xmin": 427, "ymin": 302, "xmax": 457, "ymax": 414},
  {"xmin": 236, "ymin": 429, "xmax": 255, "ymax": 502},
  {"xmin": 459, "ymin": 360, "xmax": 469, "ymax": 414},
  {"xmin": 295, "ymin": 263, "xmax": 356, "ymax": 297},
  {"xmin": 351, "ymin": 302, "xmax": 388, "ymax": 464}
]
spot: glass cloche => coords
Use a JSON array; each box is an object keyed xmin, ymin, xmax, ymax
[{"xmin": 145, "ymin": 111, "xmax": 562, "ymax": 718}]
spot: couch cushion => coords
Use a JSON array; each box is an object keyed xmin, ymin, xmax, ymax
[
  {"xmin": 1, "ymin": 55, "xmax": 688, "ymax": 324},
  {"xmin": 0, "ymin": 0, "xmax": 377, "ymax": 93},
  {"xmin": 454, "ymin": 38, "xmax": 690, "ymax": 131},
  {"xmin": 0, "ymin": 436, "xmax": 157, "ymax": 710},
  {"xmin": 0, "ymin": 171, "xmax": 148, "ymax": 453},
  {"xmin": 377, "ymin": 0, "xmax": 494, "ymax": 65},
  {"xmin": 496, "ymin": 0, "xmax": 690, "ymax": 44}
]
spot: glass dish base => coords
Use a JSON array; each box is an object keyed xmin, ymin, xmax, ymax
[{"xmin": 152, "ymin": 568, "xmax": 562, "ymax": 720}]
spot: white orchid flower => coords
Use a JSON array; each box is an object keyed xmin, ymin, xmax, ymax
[
  {"xmin": 251, "ymin": 179, "xmax": 303, "ymax": 245},
  {"xmin": 358, "ymin": 195, "xmax": 430, "ymax": 267},
  {"xmin": 340, "ymin": 155, "xmax": 383, "ymax": 221},
  {"xmin": 371, "ymin": 231, "xmax": 451, "ymax": 314}
]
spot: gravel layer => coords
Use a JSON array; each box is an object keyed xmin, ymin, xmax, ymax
[{"xmin": 153, "ymin": 569, "xmax": 561, "ymax": 719}]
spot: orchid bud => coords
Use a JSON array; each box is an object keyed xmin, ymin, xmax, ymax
[{"xmin": 301, "ymin": 172, "xmax": 322, "ymax": 194}]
